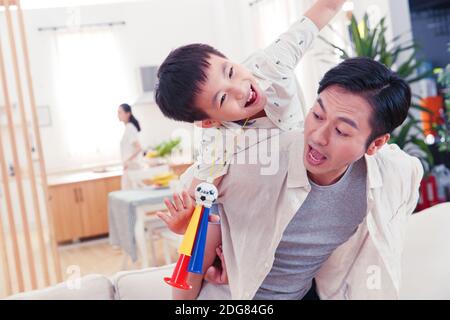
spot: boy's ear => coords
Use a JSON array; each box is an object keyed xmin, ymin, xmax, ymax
[
  {"xmin": 366, "ymin": 133, "xmax": 390, "ymax": 156},
  {"xmin": 195, "ymin": 119, "xmax": 221, "ymax": 128}
]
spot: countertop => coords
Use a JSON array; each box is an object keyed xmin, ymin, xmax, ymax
[{"xmin": 47, "ymin": 166, "xmax": 123, "ymax": 186}]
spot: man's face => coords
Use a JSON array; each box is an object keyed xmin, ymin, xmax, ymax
[
  {"xmin": 304, "ymin": 85, "xmax": 374, "ymax": 185},
  {"xmin": 194, "ymin": 54, "xmax": 267, "ymax": 122}
]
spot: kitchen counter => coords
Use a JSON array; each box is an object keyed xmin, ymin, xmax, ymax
[
  {"xmin": 46, "ymin": 162, "xmax": 193, "ymax": 187},
  {"xmin": 47, "ymin": 167, "xmax": 123, "ymax": 243},
  {"xmin": 47, "ymin": 167, "xmax": 123, "ymax": 186}
]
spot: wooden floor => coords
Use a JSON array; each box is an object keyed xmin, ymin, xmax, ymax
[
  {"xmin": 0, "ymin": 232, "xmax": 178, "ymax": 299},
  {"xmin": 58, "ymin": 236, "xmax": 177, "ymax": 277}
]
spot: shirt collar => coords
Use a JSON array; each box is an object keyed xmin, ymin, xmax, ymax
[
  {"xmin": 287, "ymin": 131, "xmax": 310, "ymax": 189},
  {"xmin": 364, "ymin": 149, "xmax": 383, "ymax": 189},
  {"xmin": 222, "ymin": 117, "xmax": 276, "ymax": 132}
]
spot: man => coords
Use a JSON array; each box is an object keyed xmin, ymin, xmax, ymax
[
  {"xmin": 193, "ymin": 57, "xmax": 423, "ymax": 300},
  {"xmin": 156, "ymin": 0, "xmax": 346, "ymax": 300}
]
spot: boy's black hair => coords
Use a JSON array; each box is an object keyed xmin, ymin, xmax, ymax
[
  {"xmin": 318, "ymin": 57, "xmax": 411, "ymax": 148},
  {"xmin": 155, "ymin": 43, "xmax": 227, "ymax": 122}
]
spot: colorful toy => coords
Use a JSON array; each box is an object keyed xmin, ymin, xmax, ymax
[{"xmin": 164, "ymin": 180, "xmax": 218, "ymax": 290}]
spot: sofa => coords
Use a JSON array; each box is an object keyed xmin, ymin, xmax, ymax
[
  {"xmin": 6, "ymin": 202, "xmax": 450, "ymax": 300},
  {"xmin": 5, "ymin": 262, "xmax": 231, "ymax": 300}
]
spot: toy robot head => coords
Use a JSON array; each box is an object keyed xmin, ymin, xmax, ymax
[{"xmin": 195, "ymin": 182, "xmax": 218, "ymax": 208}]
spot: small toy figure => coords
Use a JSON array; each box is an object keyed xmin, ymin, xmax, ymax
[{"xmin": 164, "ymin": 180, "xmax": 218, "ymax": 289}]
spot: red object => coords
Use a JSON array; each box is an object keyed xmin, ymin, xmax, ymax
[
  {"xmin": 420, "ymin": 96, "xmax": 444, "ymax": 136},
  {"xmin": 164, "ymin": 254, "xmax": 192, "ymax": 290},
  {"xmin": 416, "ymin": 175, "xmax": 441, "ymax": 212}
]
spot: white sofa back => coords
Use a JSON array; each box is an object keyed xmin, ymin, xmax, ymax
[
  {"xmin": 6, "ymin": 202, "xmax": 450, "ymax": 300},
  {"xmin": 400, "ymin": 202, "xmax": 450, "ymax": 299},
  {"xmin": 113, "ymin": 263, "xmax": 230, "ymax": 300},
  {"xmin": 113, "ymin": 264, "xmax": 173, "ymax": 300},
  {"xmin": 7, "ymin": 274, "xmax": 115, "ymax": 300}
]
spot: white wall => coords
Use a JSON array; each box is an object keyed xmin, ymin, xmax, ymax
[
  {"xmin": 0, "ymin": 0, "xmax": 421, "ymax": 174},
  {"xmin": 0, "ymin": 0, "xmax": 258, "ymax": 173},
  {"xmin": 353, "ymin": 0, "xmax": 413, "ymax": 53},
  {"xmin": 0, "ymin": 0, "xmax": 259, "ymax": 231}
]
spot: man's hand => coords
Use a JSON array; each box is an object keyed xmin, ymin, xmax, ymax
[
  {"xmin": 156, "ymin": 191, "xmax": 195, "ymax": 234},
  {"xmin": 204, "ymin": 245, "xmax": 228, "ymax": 285}
]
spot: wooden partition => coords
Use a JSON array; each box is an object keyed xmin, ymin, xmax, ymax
[{"xmin": 0, "ymin": 0, "xmax": 62, "ymax": 297}]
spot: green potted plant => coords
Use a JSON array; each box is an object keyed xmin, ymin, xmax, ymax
[
  {"xmin": 434, "ymin": 43, "xmax": 450, "ymax": 154},
  {"xmin": 145, "ymin": 137, "xmax": 182, "ymax": 166}
]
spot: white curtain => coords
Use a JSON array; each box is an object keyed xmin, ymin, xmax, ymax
[
  {"xmin": 250, "ymin": 0, "xmax": 349, "ymax": 110},
  {"xmin": 53, "ymin": 27, "xmax": 133, "ymax": 166}
]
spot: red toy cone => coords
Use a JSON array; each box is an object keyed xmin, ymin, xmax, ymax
[{"xmin": 164, "ymin": 254, "xmax": 192, "ymax": 290}]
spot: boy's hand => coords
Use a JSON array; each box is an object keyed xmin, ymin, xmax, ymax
[
  {"xmin": 304, "ymin": 0, "xmax": 346, "ymax": 30},
  {"xmin": 204, "ymin": 245, "xmax": 228, "ymax": 285},
  {"xmin": 156, "ymin": 191, "xmax": 195, "ymax": 235}
]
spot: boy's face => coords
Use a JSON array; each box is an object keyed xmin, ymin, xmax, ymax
[
  {"xmin": 194, "ymin": 54, "xmax": 267, "ymax": 122},
  {"xmin": 303, "ymin": 85, "xmax": 388, "ymax": 186}
]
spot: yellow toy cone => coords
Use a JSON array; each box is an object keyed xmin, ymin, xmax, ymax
[{"xmin": 178, "ymin": 204, "xmax": 203, "ymax": 256}]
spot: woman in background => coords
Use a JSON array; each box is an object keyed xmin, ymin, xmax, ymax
[{"xmin": 117, "ymin": 103, "xmax": 143, "ymax": 189}]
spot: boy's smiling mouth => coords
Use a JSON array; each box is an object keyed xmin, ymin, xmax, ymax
[{"xmin": 244, "ymin": 85, "xmax": 258, "ymax": 108}]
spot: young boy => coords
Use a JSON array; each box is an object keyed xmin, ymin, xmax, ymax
[{"xmin": 155, "ymin": 0, "xmax": 346, "ymax": 299}]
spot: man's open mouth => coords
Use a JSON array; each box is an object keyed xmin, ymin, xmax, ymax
[
  {"xmin": 307, "ymin": 144, "xmax": 328, "ymax": 166},
  {"xmin": 244, "ymin": 85, "xmax": 258, "ymax": 108}
]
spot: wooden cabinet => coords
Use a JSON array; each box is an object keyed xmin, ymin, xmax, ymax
[
  {"xmin": 49, "ymin": 175, "xmax": 121, "ymax": 243},
  {"xmin": 48, "ymin": 183, "xmax": 84, "ymax": 243}
]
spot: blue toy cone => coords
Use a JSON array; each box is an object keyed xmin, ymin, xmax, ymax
[{"xmin": 187, "ymin": 206, "xmax": 210, "ymax": 274}]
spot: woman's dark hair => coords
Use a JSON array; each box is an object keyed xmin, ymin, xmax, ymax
[
  {"xmin": 318, "ymin": 57, "xmax": 411, "ymax": 148},
  {"xmin": 119, "ymin": 103, "xmax": 141, "ymax": 132},
  {"xmin": 154, "ymin": 43, "xmax": 227, "ymax": 122}
]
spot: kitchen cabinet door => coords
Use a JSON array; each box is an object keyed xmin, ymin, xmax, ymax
[
  {"xmin": 78, "ymin": 179, "xmax": 109, "ymax": 238},
  {"xmin": 48, "ymin": 183, "xmax": 83, "ymax": 243},
  {"xmin": 78, "ymin": 176, "xmax": 121, "ymax": 238}
]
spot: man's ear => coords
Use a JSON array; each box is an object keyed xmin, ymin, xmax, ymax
[
  {"xmin": 196, "ymin": 119, "xmax": 221, "ymax": 128},
  {"xmin": 366, "ymin": 133, "xmax": 390, "ymax": 156}
]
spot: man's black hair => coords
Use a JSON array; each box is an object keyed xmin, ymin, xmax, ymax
[{"xmin": 318, "ymin": 57, "xmax": 411, "ymax": 148}]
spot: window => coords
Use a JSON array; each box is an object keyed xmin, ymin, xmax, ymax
[
  {"xmin": 53, "ymin": 28, "xmax": 133, "ymax": 166},
  {"xmin": 250, "ymin": 0, "xmax": 348, "ymax": 110}
]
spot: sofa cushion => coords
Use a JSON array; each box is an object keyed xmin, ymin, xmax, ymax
[
  {"xmin": 7, "ymin": 274, "xmax": 114, "ymax": 300},
  {"xmin": 113, "ymin": 263, "xmax": 232, "ymax": 300},
  {"xmin": 400, "ymin": 202, "xmax": 450, "ymax": 299},
  {"xmin": 113, "ymin": 264, "xmax": 174, "ymax": 300},
  {"xmin": 5, "ymin": 202, "xmax": 449, "ymax": 300}
]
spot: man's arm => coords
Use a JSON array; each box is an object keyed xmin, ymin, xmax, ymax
[{"xmin": 304, "ymin": 0, "xmax": 346, "ymax": 31}]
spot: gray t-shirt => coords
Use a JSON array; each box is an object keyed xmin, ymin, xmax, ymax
[{"xmin": 254, "ymin": 157, "xmax": 368, "ymax": 300}]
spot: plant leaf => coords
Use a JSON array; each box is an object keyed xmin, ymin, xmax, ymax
[
  {"xmin": 318, "ymin": 35, "xmax": 349, "ymax": 59},
  {"xmin": 410, "ymin": 137, "xmax": 434, "ymax": 168},
  {"xmin": 407, "ymin": 69, "xmax": 435, "ymax": 84},
  {"xmin": 350, "ymin": 15, "xmax": 363, "ymax": 56}
]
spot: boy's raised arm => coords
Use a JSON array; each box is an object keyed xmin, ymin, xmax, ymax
[
  {"xmin": 259, "ymin": 0, "xmax": 346, "ymax": 72},
  {"xmin": 304, "ymin": 0, "xmax": 346, "ymax": 31}
]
